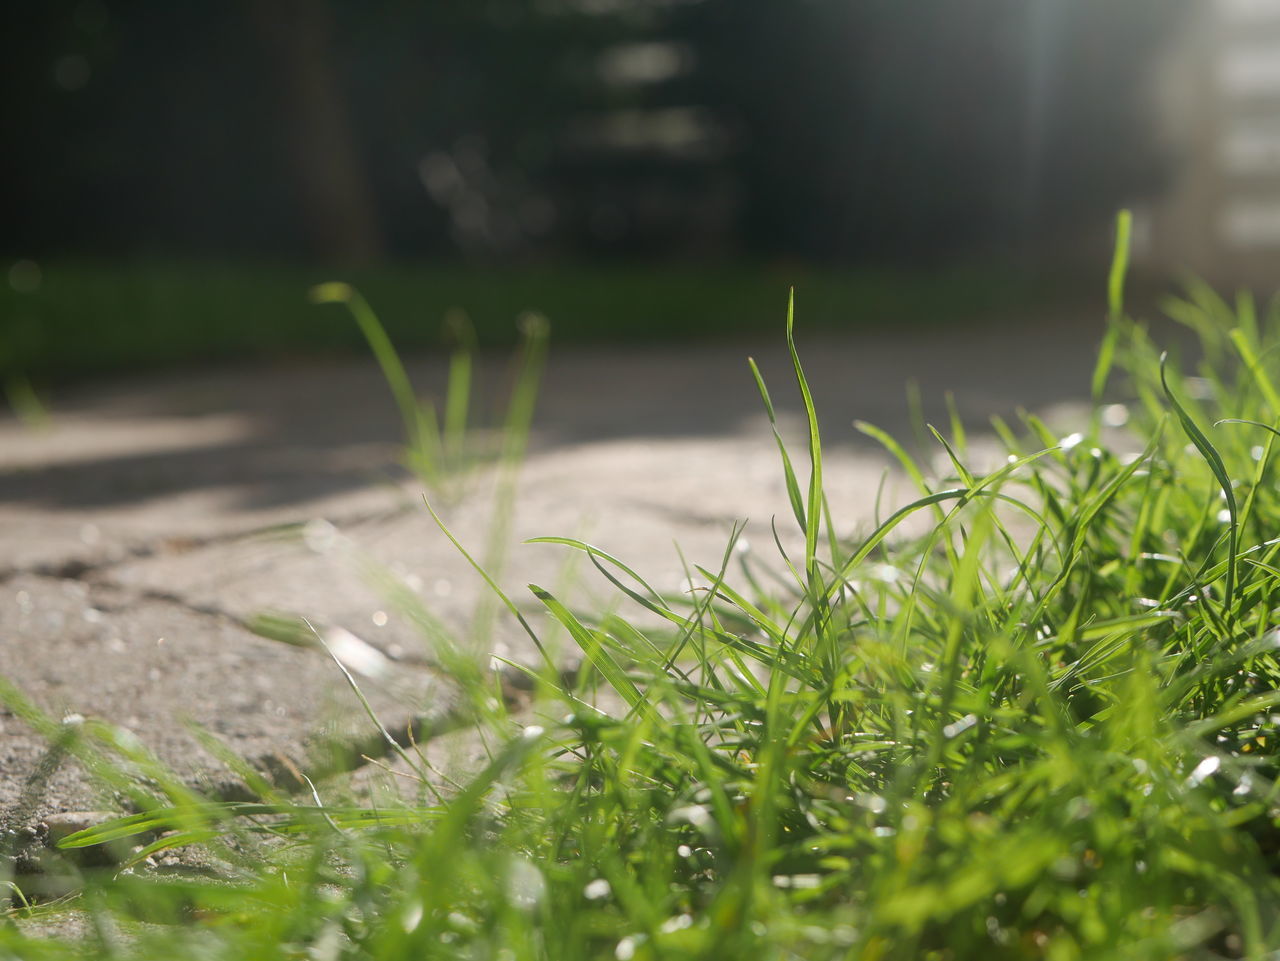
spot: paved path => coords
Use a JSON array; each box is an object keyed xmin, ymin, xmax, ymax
[{"xmin": 0, "ymin": 311, "xmax": 1108, "ymax": 857}]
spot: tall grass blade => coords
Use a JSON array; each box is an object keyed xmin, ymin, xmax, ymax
[{"xmin": 1161, "ymin": 352, "xmax": 1239, "ymax": 621}]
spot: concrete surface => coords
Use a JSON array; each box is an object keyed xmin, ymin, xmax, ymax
[{"xmin": 0, "ymin": 311, "xmax": 1108, "ymax": 858}]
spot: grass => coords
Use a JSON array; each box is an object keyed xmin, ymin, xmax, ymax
[
  {"xmin": 0, "ymin": 259, "xmax": 1076, "ymax": 384},
  {"xmin": 307, "ymin": 280, "xmax": 549, "ymax": 497},
  {"xmin": 9, "ymin": 232, "xmax": 1280, "ymax": 957}
]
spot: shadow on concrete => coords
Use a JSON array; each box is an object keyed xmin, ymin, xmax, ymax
[{"xmin": 0, "ymin": 310, "xmax": 1149, "ymax": 513}]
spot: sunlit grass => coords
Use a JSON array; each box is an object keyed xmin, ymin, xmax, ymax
[
  {"xmin": 307, "ymin": 281, "xmax": 547, "ymax": 498},
  {"xmin": 9, "ymin": 228, "xmax": 1280, "ymax": 957}
]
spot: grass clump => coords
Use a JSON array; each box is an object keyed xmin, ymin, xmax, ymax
[
  {"xmin": 308, "ymin": 281, "xmax": 548, "ymax": 497},
  {"xmin": 11, "ymin": 239, "xmax": 1280, "ymax": 957}
]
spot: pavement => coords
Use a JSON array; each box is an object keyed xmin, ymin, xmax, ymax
[{"xmin": 0, "ymin": 308, "xmax": 1108, "ymax": 871}]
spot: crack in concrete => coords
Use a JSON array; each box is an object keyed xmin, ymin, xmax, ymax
[
  {"xmin": 1, "ymin": 570, "xmax": 529, "ymax": 818},
  {"xmin": 0, "ymin": 492, "xmax": 572, "ymax": 855},
  {"xmin": 0, "ymin": 501, "xmax": 418, "ymax": 587}
]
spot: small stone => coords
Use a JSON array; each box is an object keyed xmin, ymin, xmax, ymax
[
  {"xmin": 42, "ymin": 811, "xmax": 141, "ymax": 866},
  {"xmin": 43, "ymin": 811, "xmax": 117, "ymax": 846}
]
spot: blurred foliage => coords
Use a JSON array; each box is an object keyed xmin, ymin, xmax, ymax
[
  {"xmin": 3, "ymin": 0, "xmax": 1186, "ymax": 265},
  {"xmin": 682, "ymin": 0, "xmax": 1185, "ymax": 260}
]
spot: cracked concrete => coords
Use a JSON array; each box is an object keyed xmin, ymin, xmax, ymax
[{"xmin": 0, "ymin": 311, "xmax": 1108, "ymax": 839}]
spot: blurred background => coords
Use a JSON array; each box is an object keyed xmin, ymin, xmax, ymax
[{"xmin": 2, "ymin": 0, "xmax": 1275, "ymax": 386}]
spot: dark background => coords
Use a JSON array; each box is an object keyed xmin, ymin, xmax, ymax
[{"xmin": 1, "ymin": 0, "xmax": 1188, "ymax": 380}]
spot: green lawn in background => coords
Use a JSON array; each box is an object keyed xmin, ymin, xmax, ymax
[{"xmin": 0, "ymin": 260, "xmax": 1081, "ymax": 383}]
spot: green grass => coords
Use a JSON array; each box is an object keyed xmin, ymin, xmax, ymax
[
  {"xmin": 11, "ymin": 240, "xmax": 1280, "ymax": 957},
  {"xmin": 0, "ymin": 259, "xmax": 1074, "ymax": 384},
  {"xmin": 307, "ymin": 280, "xmax": 548, "ymax": 497}
]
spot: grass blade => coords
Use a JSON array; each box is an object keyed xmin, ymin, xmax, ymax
[{"xmin": 1161, "ymin": 352, "xmax": 1238, "ymax": 620}]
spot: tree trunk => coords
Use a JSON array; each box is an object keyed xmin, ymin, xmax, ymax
[{"xmin": 249, "ymin": 0, "xmax": 384, "ymax": 265}]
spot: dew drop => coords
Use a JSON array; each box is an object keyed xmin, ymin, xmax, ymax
[
  {"xmin": 1101, "ymin": 403, "xmax": 1130, "ymax": 427},
  {"xmin": 1187, "ymin": 754, "xmax": 1220, "ymax": 787}
]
